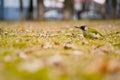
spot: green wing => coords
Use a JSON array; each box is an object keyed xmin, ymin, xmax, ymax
[{"xmin": 88, "ymin": 28, "xmax": 103, "ymax": 36}]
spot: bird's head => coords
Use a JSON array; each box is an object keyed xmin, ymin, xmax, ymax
[{"xmin": 75, "ymin": 25, "xmax": 88, "ymax": 31}]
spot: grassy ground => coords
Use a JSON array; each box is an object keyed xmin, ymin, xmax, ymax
[{"xmin": 0, "ymin": 20, "xmax": 120, "ymax": 80}]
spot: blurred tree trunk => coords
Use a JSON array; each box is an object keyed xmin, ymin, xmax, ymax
[
  {"xmin": 20, "ymin": 0, "xmax": 24, "ymax": 20},
  {"xmin": 28, "ymin": 0, "xmax": 34, "ymax": 20},
  {"xmin": 63, "ymin": 0, "xmax": 74, "ymax": 20},
  {"xmin": 112, "ymin": 0, "xmax": 117, "ymax": 18},
  {"xmin": 37, "ymin": 0, "xmax": 44, "ymax": 20},
  {"xmin": 117, "ymin": 0, "xmax": 120, "ymax": 18},
  {"xmin": 106, "ymin": 0, "xmax": 117, "ymax": 19}
]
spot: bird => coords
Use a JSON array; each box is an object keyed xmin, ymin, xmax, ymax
[{"xmin": 74, "ymin": 25, "xmax": 103, "ymax": 39}]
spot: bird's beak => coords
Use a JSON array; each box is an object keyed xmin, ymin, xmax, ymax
[{"xmin": 74, "ymin": 26, "xmax": 80, "ymax": 28}]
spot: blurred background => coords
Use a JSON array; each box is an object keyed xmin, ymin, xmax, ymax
[{"xmin": 0, "ymin": 0, "xmax": 120, "ymax": 21}]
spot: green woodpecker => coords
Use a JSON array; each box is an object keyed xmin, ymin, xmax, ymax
[{"xmin": 75, "ymin": 25, "xmax": 103, "ymax": 39}]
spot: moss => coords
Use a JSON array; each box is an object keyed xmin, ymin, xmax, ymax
[{"xmin": 0, "ymin": 20, "xmax": 120, "ymax": 80}]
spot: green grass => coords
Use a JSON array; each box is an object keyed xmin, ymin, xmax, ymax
[{"xmin": 0, "ymin": 20, "xmax": 120, "ymax": 80}]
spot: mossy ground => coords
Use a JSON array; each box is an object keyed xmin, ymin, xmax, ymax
[{"xmin": 0, "ymin": 20, "xmax": 120, "ymax": 80}]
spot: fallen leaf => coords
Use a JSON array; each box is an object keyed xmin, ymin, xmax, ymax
[
  {"xmin": 40, "ymin": 33, "xmax": 47, "ymax": 37},
  {"xmin": 116, "ymin": 50, "xmax": 120, "ymax": 55},
  {"xmin": 73, "ymin": 50, "xmax": 84, "ymax": 56},
  {"xmin": 107, "ymin": 59, "xmax": 120, "ymax": 73},
  {"xmin": 79, "ymin": 34, "xmax": 85, "ymax": 39},
  {"xmin": 43, "ymin": 42, "xmax": 53, "ymax": 49},
  {"xmin": 63, "ymin": 44, "xmax": 76, "ymax": 50},
  {"xmin": 18, "ymin": 59, "xmax": 44, "ymax": 73},
  {"xmin": 47, "ymin": 54, "xmax": 63, "ymax": 67},
  {"xmin": 18, "ymin": 52, "xmax": 27, "ymax": 59}
]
